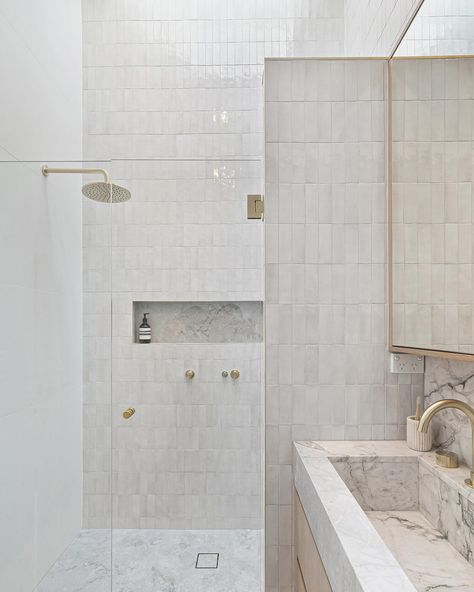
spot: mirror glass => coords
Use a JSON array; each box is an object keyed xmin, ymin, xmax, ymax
[{"xmin": 390, "ymin": 0, "xmax": 474, "ymax": 356}]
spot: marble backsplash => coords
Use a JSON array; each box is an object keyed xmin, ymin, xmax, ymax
[
  {"xmin": 419, "ymin": 459, "xmax": 474, "ymax": 568},
  {"xmin": 424, "ymin": 357, "xmax": 474, "ymax": 466},
  {"xmin": 133, "ymin": 301, "xmax": 263, "ymax": 343}
]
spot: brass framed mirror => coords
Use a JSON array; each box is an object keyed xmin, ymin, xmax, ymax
[{"xmin": 388, "ymin": 0, "xmax": 474, "ymax": 360}]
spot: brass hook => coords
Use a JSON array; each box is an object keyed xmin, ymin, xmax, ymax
[{"xmin": 122, "ymin": 407, "xmax": 136, "ymax": 419}]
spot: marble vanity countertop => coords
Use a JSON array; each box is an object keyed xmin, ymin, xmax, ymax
[{"xmin": 294, "ymin": 440, "xmax": 474, "ymax": 592}]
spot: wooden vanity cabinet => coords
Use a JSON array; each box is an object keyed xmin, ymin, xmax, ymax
[{"xmin": 295, "ymin": 491, "xmax": 333, "ymax": 592}]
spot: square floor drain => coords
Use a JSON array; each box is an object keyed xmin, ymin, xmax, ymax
[{"xmin": 195, "ymin": 553, "xmax": 219, "ymax": 569}]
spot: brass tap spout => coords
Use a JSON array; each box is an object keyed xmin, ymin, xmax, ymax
[{"xmin": 418, "ymin": 398, "xmax": 474, "ymax": 487}]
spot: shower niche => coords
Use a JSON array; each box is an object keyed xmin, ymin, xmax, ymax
[{"xmin": 132, "ymin": 301, "xmax": 263, "ymax": 344}]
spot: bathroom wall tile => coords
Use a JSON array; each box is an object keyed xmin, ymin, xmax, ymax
[{"xmin": 83, "ymin": 2, "xmax": 344, "ymax": 161}]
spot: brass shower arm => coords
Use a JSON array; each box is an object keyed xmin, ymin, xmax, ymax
[{"xmin": 42, "ymin": 165, "xmax": 110, "ymax": 184}]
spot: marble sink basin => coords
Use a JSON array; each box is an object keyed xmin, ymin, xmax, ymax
[{"xmin": 294, "ymin": 441, "xmax": 474, "ymax": 592}]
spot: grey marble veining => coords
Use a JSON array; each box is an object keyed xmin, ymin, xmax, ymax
[
  {"xmin": 133, "ymin": 301, "xmax": 263, "ymax": 343},
  {"xmin": 367, "ymin": 511, "xmax": 474, "ymax": 592},
  {"xmin": 424, "ymin": 357, "xmax": 474, "ymax": 467},
  {"xmin": 419, "ymin": 459, "xmax": 474, "ymax": 569},
  {"xmin": 34, "ymin": 529, "xmax": 262, "ymax": 592},
  {"xmin": 331, "ymin": 458, "xmax": 418, "ymax": 511}
]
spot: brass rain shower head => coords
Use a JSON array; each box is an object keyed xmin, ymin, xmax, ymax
[{"xmin": 41, "ymin": 165, "xmax": 131, "ymax": 203}]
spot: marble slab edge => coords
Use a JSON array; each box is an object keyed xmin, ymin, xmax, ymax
[
  {"xmin": 296, "ymin": 440, "xmax": 421, "ymax": 462},
  {"xmin": 294, "ymin": 442, "xmax": 416, "ymax": 592}
]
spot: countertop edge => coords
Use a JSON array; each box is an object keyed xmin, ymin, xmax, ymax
[{"xmin": 294, "ymin": 442, "xmax": 417, "ymax": 592}]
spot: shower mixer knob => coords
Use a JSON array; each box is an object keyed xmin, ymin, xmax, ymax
[{"xmin": 185, "ymin": 369, "xmax": 195, "ymax": 379}]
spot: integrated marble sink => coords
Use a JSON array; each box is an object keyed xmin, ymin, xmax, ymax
[
  {"xmin": 294, "ymin": 441, "xmax": 474, "ymax": 592},
  {"xmin": 367, "ymin": 510, "xmax": 474, "ymax": 591}
]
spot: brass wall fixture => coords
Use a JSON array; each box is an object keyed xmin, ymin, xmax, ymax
[
  {"xmin": 247, "ymin": 194, "xmax": 264, "ymax": 220},
  {"xmin": 230, "ymin": 369, "xmax": 240, "ymax": 380},
  {"xmin": 419, "ymin": 399, "xmax": 474, "ymax": 487},
  {"xmin": 185, "ymin": 369, "xmax": 195, "ymax": 379},
  {"xmin": 122, "ymin": 407, "xmax": 136, "ymax": 419}
]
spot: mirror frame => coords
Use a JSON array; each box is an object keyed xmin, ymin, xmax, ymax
[{"xmin": 387, "ymin": 55, "xmax": 474, "ymax": 362}]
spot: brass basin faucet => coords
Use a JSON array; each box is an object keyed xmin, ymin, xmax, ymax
[{"xmin": 418, "ymin": 398, "xmax": 474, "ymax": 488}]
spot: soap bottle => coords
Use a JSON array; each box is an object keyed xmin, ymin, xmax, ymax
[{"xmin": 138, "ymin": 313, "xmax": 151, "ymax": 344}]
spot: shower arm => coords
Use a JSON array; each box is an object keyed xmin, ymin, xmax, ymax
[{"xmin": 42, "ymin": 165, "xmax": 110, "ymax": 184}]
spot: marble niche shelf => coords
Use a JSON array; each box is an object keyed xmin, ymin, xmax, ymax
[{"xmin": 133, "ymin": 301, "xmax": 263, "ymax": 344}]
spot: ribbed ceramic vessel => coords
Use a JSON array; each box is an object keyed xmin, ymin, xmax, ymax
[{"xmin": 406, "ymin": 416, "xmax": 432, "ymax": 452}]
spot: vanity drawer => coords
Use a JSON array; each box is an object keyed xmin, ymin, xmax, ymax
[{"xmin": 295, "ymin": 490, "xmax": 333, "ymax": 592}]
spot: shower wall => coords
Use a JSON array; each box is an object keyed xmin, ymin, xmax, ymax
[
  {"xmin": 81, "ymin": 0, "xmax": 344, "ymax": 529},
  {"xmin": 0, "ymin": 1, "xmax": 83, "ymax": 590}
]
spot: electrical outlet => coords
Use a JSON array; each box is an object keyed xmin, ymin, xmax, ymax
[{"xmin": 390, "ymin": 353, "xmax": 424, "ymax": 374}]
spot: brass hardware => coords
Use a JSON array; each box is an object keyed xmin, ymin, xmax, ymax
[
  {"xmin": 122, "ymin": 407, "xmax": 135, "ymax": 419},
  {"xmin": 247, "ymin": 194, "xmax": 264, "ymax": 220},
  {"xmin": 419, "ymin": 399, "xmax": 474, "ymax": 487},
  {"xmin": 436, "ymin": 450, "xmax": 459, "ymax": 469},
  {"xmin": 42, "ymin": 165, "xmax": 110, "ymax": 183},
  {"xmin": 222, "ymin": 371, "xmax": 229, "ymax": 378},
  {"xmin": 230, "ymin": 369, "xmax": 240, "ymax": 380},
  {"xmin": 185, "ymin": 369, "xmax": 195, "ymax": 379}
]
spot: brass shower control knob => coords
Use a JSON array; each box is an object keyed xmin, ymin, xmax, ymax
[
  {"xmin": 230, "ymin": 369, "xmax": 240, "ymax": 380},
  {"xmin": 185, "ymin": 369, "xmax": 195, "ymax": 380},
  {"xmin": 122, "ymin": 407, "xmax": 135, "ymax": 419}
]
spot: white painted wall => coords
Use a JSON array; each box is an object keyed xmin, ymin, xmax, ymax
[{"xmin": 0, "ymin": 2, "xmax": 83, "ymax": 590}]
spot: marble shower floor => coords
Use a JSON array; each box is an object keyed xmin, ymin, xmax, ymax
[{"xmin": 35, "ymin": 529, "xmax": 263, "ymax": 592}]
